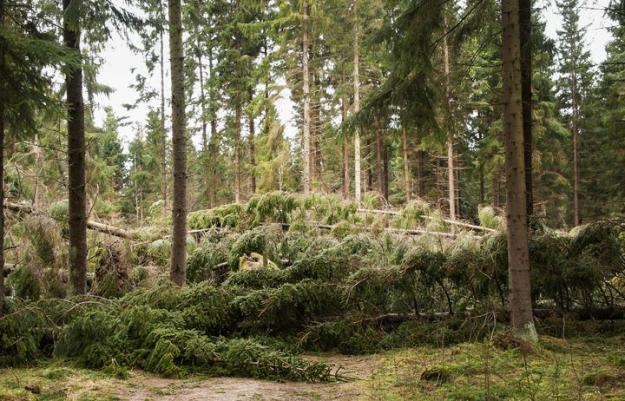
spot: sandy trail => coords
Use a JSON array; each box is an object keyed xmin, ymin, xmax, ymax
[{"xmin": 118, "ymin": 355, "xmax": 376, "ymax": 401}]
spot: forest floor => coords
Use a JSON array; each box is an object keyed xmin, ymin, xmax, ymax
[{"xmin": 1, "ymin": 334, "xmax": 625, "ymax": 401}]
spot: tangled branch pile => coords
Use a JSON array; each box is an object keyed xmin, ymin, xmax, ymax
[{"xmin": 3, "ymin": 193, "xmax": 625, "ymax": 380}]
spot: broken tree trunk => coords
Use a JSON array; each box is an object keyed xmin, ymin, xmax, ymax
[
  {"xmin": 356, "ymin": 208, "xmax": 496, "ymax": 233},
  {"xmin": 4, "ymin": 201, "xmax": 136, "ymax": 239}
]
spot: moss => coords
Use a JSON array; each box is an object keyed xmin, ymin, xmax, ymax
[
  {"xmin": 420, "ymin": 366, "xmax": 452, "ymax": 383},
  {"xmin": 582, "ymin": 370, "xmax": 622, "ymax": 386}
]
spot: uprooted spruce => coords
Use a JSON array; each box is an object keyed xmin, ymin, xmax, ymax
[
  {"xmin": 2, "ymin": 193, "xmax": 625, "ymax": 380},
  {"xmin": 0, "ymin": 285, "xmax": 339, "ymax": 382}
]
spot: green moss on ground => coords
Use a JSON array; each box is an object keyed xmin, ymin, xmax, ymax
[
  {"xmin": 2, "ymin": 335, "xmax": 624, "ymax": 401},
  {"xmin": 366, "ymin": 335, "xmax": 625, "ymax": 401}
]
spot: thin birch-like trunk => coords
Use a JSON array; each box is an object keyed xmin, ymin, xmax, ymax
[
  {"xmin": 402, "ymin": 128, "xmax": 411, "ymax": 202},
  {"xmin": 353, "ymin": 0, "xmax": 361, "ymax": 203},
  {"xmin": 302, "ymin": 0, "xmax": 311, "ymax": 194},
  {"xmin": 443, "ymin": 13, "xmax": 456, "ymax": 221}
]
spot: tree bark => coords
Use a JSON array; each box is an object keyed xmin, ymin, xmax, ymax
[
  {"xmin": 197, "ymin": 37, "xmax": 208, "ymax": 152},
  {"xmin": 234, "ymin": 100, "xmax": 242, "ymax": 203},
  {"xmin": 341, "ymin": 89, "xmax": 350, "ymax": 199},
  {"xmin": 0, "ymin": 0, "xmax": 5, "ymax": 315},
  {"xmin": 442, "ymin": 13, "xmax": 456, "ymax": 221},
  {"xmin": 571, "ymin": 63, "xmax": 581, "ymax": 226},
  {"xmin": 383, "ymin": 143, "xmax": 389, "ymax": 202},
  {"xmin": 402, "ymin": 128, "xmax": 411, "ymax": 202},
  {"xmin": 196, "ymin": 29, "xmax": 211, "ymax": 207},
  {"xmin": 208, "ymin": 41, "xmax": 217, "ymax": 209},
  {"xmin": 168, "ymin": 0, "xmax": 187, "ymax": 286},
  {"xmin": 159, "ymin": 1, "xmax": 168, "ymax": 211},
  {"xmin": 353, "ymin": 0, "xmax": 361, "ymax": 203},
  {"xmin": 302, "ymin": 0, "xmax": 311, "ymax": 194},
  {"xmin": 501, "ymin": 0, "xmax": 536, "ymax": 339},
  {"xmin": 519, "ymin": 0, "xmax": 533, "ymax": 221},
  {"xmin": 417, "ymin": 148, "xmax": 425, "ymax": 196},
  {"xmin": 313, "ymin": 71, "xmax": 323, "ymax": 189},
  {"xmin": 493, "ymin": 168, "xmax": 500, "ymax": 208},
  {"xmin": 249, "ymin": 109, "xmax": 257, "ymax": 194},
  {"xmin": 375, "ymin": 126, "xmax": 383, "ymax": 195},
  {"xmin": 478, "ymin": 131, "xmax": 485, "ymax": 204},
  {"xmin": 0, "ymin": 98, "xmax": 4, "ymax": 316},
  {"xmin": 63, "ymin": 0, "xmax": 87, "ymax": 295},
  {"xmin": 366, "ymin": 136, "xmax": 373, "ymax": 193}
]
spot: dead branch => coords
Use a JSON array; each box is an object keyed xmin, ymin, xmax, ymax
[
  {"xmin": 357, "ymin": 208, "xmax": 497, "ymax": 233},
  {"xmin": 4, "ymin": 201, "xmax": 136, "ymax": 239}
]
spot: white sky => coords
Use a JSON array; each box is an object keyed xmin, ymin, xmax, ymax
[{"xmin": 94, "ymin": 0, "xmax": 615, "ymax": 144}]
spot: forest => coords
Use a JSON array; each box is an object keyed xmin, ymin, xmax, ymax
[{"xmin": 1, "ymin": 0, "xmax": 625, "ymax": 400}]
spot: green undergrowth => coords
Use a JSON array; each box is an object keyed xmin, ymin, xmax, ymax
[
  {"xmin": 3, "ymin": 192, "xmax": 625, "ymax": 385},
  {"xmin": 0, "ymin": 285, "xmax": 336, "ymax": 382},
  {"xmin": 1, "ymin": 334, "xmax": 624, "ymax": 401},
  {"xmin": 366, "ymin": 334, "xmax": 625, "ymax": 401}
]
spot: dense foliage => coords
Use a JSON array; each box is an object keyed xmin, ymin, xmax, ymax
[{"xmin": 2, "ymin": 194, "xmax": 624, "ymax": 379}]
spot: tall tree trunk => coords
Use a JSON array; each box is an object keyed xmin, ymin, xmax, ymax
[
  {"xmin": 197, "ymin": 41, "xmax": 207, "ymax": 152},
  {"xmin": 443, "ymin": 13, "xmax": 456, "ymax": 221},
  {"xmin": 234, "ymin": 100, "xmax": 242, "ymax": 203},
  {"xmin": 32, "ymin": 134, "xmax": 42, "ymax": 207},
  {"xmin": 493, "ymin": 168, "xmax": 500, "ymax": 208},
  {"xmin": 309, "ymin": 68, "xmax": 317, "ymax": 189},
  {"xmin": 502, "ymin": 0, "xmax": 536, "ymax": 339},
  {"xmin": 0, "ymin": 109, "xmax": 4, "ymax": 316},
  {"xmin": 571, "ymin": 65, "xmax": 581, "ymax": 226},
  {"xmin": 208, "ymin": 41, "xmax": 217, "ymax": 209},
  {"xmin": 160, "ymin": 3, "xmax": 168, "ymax": 211},
  {"xmin": 383, "ymin": 142, "xmax": 390, "ymax": 202},
  {"xmin": 479, "ymin": 162, "xmax": 485, "ymax": 204},
  {"xmin": 313, "ymin": 71, "xmax": 323, "ymax": 189},
  {"xmin": 0, "ymin": 123, "xmax": 3, "ymax": 313},
  {"xmin": 196, "ymin": 31, "xmax": 210, "ymax": 207},
  {"xmin": 353, "ymin": 0, "xmax": 361, "ymax": 203},
  {"xmin": 375, "ymin": 126, "xmax": 383, "ymax": 195},
  {"xmin": 341, "ymin": 89, "xmax": 350, "ymax": 199},
  {"xmin": 63, "ymin": 0, "xmax": 87, "ymax": 295},
  {"xmin": 302, "ymin": 0, "xmax": 311, "ymax": 194},
  {"xmin": 478, "ymin": 131, "xmax": 485, "ymax": 204},
  {"xmin": 402, "ymin": 128, "xmax": 411, "ymax": 202},
  {"xmin": 367, "ymin": 136, "xmax": 373, "ymax": 193},
  {"xmin": 417, "ymin": 148, "xmax": 425, "ymax": 196},
  {"xmin": 168, "ymin": 0, "xmax": 187, "ymax": 286},
  {"xmin": 0, "ymin": 0, "xmax": 6, "ymax": 315},
  {"xmin": 519, "ymin": 0, "xmax": 533, "ymax": 221},
  {"xmin": 249, "ymin": 110, "xmax": 256, "ymax": 194}
]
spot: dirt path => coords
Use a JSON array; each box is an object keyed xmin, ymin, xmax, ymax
[{"xmin": 118, "ymin": 355, "xmax": 378, "ymax": 401}]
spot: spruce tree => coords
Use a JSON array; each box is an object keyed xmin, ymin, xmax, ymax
[
  {"xmin": 0, "ymin": 0, "xmax": 76, "ymax": 311},
  {"xmin": 502, "ymin": 0, "xmax": 536, "ymax": 339},
  {"xmin": 556, "ymin": 0, "xmax": 593, "ymax": 226},
  {"xmin": 168, "ymin": 0, "xmax": 187, "ymax": 286},
  {"xmin": 63, "ymin": 0, "xmax": 88, "ymax": 295}
]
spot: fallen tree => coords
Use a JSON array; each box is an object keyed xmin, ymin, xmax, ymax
[
  {"xmin": 278, "ymin": 222, "xmax": 481, "ymax": 239},
  {"xmin": 4, "ymin": 201, "xmax": 136, "ymax": 239},
  {"xmin": 357, "ymin": 208, "xmax": 497, "ymax": 233}
]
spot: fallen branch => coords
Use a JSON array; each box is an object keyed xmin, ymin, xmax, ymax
[
  {"xmin": 3, "ymin": 264, "xmax": 94, "ymax": 283},
  {"xmin": 280, "ymin": 222, "xmax": 480, "ymax": 239},
  {"xmin": 4, "ymin": 201, "xmax": 136, "ymax": 240},
  {"xmin": 357, "ymin": 208, "xmax": 497, "ymax": 233}
]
